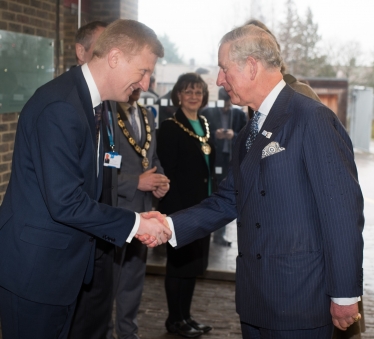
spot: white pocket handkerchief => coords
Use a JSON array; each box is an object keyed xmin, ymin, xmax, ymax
[{"xmin": 262, "ymin": 141, "xmax": 285, "ymax": 159}]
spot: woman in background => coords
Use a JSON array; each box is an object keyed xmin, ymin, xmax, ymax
[{"xmin": 157, "ymin": 73, "xmax": 215, "ymax": 338}]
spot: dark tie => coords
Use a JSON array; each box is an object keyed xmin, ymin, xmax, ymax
[
  {"xmin": 245, "ymin": 111, "xmax": 261, "ymax": 152},
  {"xmin": 94, "ymin": 103, "xmax": 102, "ymax": 148},
  {"xmin": 129, "ymin": 106, "xmax": 140, "ymax": 143}
]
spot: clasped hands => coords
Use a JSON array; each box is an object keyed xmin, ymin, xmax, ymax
[
  {"xmin": 138, "ymin": 166, "xmax": 170, "ymax": 198},
  {"xmin": 135, "ymin": 211, "xmax": 170, "ymax": 248},
  {"xmin": 215, "ymin": 128, "xmax": 234, "ymax": 140}
]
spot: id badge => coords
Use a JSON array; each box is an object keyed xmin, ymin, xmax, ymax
[{"xmin": 103, "ymin": 152, "xmax": 122, "ymax": 169}]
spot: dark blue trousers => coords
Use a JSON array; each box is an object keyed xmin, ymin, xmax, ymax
[
  {"xmin": 241, "ymin": 321, "xmax": 334, "ymax": 339},
  {"xmin": 0, "ymin": 286, "xmax": 76, "ymax": 339}
]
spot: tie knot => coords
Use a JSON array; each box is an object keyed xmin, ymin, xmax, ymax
[
  {"xmin": 129, "ymin": 106, "xmax": 136, "ymax": 115},
  {"xmin": 94, "ymin": 103, "xmax": 102, "ymax": 115},
  {"xmin": 253, "ymin": 111, "xmax": 261, "ymax": 122}
]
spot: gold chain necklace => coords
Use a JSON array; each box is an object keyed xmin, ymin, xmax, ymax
[
  {"xmin": 117, "ymin": 105, "xmax": 152, "ymax": 169},
  {"xmin": 168, "ymin": 114, "xmax": 211, "ymax": 155}
]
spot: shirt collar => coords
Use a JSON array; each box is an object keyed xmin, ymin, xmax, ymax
[
  {"xmin": 120, "ymin": 101, "xmax": 138, "ymax": 111},
  {"xmin": 257, "ymin": 79, "xmax": 286, "ymax": 117},
  {"xmin": 81, "ymin": 63, "xmax": 101, "ymax": 109}
]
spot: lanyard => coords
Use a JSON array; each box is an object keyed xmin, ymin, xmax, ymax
[{"xmin": 105, "ymin": 109, "xmax": 115, "ymax": 152}]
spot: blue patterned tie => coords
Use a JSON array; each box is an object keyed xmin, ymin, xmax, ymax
[
  {"xmin": 129, "ymin": 106, "xmax": 140, "ymax": 143},
  {"xmin": 245, "ymin": 111, "xmax": 261, "ymax": 152}
]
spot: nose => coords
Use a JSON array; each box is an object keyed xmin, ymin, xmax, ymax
[
  {"xmin": 216, "ymin": 69, "xmax": 225, "ymax": 87},
  {"xmin": 138, "ymin": 74, "xmax": 150, "ymax": 92}
]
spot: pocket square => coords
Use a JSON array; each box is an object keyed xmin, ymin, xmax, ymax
[{"xmin": 262, "ymin": 141, "xmax": 285, "ymax": 159}]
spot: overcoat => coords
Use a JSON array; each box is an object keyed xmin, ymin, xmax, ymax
[{"xmin": 157, "ymin": 108, "xmax": 216, "ymax": 277}]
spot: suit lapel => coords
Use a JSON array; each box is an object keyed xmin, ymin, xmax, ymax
[
  {"xmin": 235, "ymin": 85, "xmax": 295, "ymax": 213},
  {"xmin": 137, "ymin": 105, "xmax": 146, "ymax": 146},
  {"xmin": 73, "ymin": 66, "xmax": 96, "ymax": 148},
  {"xmin": 117, "ymin": 103, "xmax": 137, "ymax": 142},
  {"xmin": 72, "ymin": 66, "xmax": 101, "ymax": 198}
]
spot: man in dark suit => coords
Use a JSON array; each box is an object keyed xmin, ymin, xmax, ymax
[
  {"xmin": 142, "ymin": 24, "xmax": 364, "ymax": 339},
  {"xmin": 68, "ymin": 21, "xmax": 117, "ymax": 339},
  {"xmin": 0, "ymin": 19, "xmax": 171, "ymax": 339},
  {"xmin": 106, "ymin": 89, "xmax": 169, "ymax": 339}
]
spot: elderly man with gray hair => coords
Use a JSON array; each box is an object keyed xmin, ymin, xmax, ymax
[{"xmin": 141, "ymin": 23, "xmax": 364, "ymax": 339}]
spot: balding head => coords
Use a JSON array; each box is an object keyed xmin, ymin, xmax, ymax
[{"xmin": 75, "ymin": 21, "xmax": 108, "ymax": 65}]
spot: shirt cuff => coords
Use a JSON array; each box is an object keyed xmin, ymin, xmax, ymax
[
  {"xmin": 331, "ymin": 296, "xmax": 361, "ymax": 305},
  {"xmin": 126, "ymin": 212, "xmax": 140, "ymax": 242},
  {"xmin": 167, "ymin": 217, "xmax": 177, "ymax": 247}
]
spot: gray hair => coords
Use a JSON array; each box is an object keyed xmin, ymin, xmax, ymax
[{"xmin": 220, "ymin": 24, "xmax": 282, "ymax": 70}]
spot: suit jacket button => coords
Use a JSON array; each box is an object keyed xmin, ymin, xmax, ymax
[
  {"xmin": 235, "ymin": 190, "xmax": 239, "ymax": 196},
  {"xmin": 237, "ymin": 222, "xmax": 241, "ymax": 227},
  {"xmin": 257, "ymin": 253, "xmax": 262, "ymax": 259},
  {"xmin": 89, "ymin": 237, "xmax": 94, "ymax": 242},
  {"xmin": 204, "ymin": 178, "xmax": 208, "ymax": 183},
  {"xmin": 260, "ymin": 190, "xmax": 266, "ymax": 196},
  {"xmin": 239, "ymin": 252, "xmax": 243, "ymax": 257},
  {"xmin": 256, "ymin": 223, "xmax": 261, "ymax": 228}
]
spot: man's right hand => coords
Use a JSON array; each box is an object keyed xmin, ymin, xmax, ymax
[
  {"xmin": 136, "ymin": 212, "xmax": 171, "ymax": 247},
  {"xmin": 138, "ymin": 166, "xmax": 170, "ymax": 192}
]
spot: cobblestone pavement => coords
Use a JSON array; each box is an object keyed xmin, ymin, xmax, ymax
[{"xmin": 135, "ymin": 275, "xmax": 242, "ymax": 339}]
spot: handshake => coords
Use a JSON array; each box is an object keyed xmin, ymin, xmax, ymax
[{"xmin": 135, "ymin": 211, "xmax": 171, "ymax": 248}]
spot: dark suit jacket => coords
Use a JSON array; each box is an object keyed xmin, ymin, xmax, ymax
[
  {"xmin": 170, "ymin": 85, "xmax": 364, "ymax": 329},
  {"xmin": 157, "ymin": 109, "xmax": 216, "ymax": 277},
  {"xmin": 0, "ymin": 66, "xmax": 136, "ymax": 306}
]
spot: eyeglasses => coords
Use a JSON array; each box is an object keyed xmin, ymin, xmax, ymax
[{"xmin": 182, "ymin": 90, "xmax": 204, "ymax": 97}]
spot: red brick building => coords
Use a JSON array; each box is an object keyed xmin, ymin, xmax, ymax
[{"xmin": 0, "ymin": 0, "xmax": 138, "ymax": 203}]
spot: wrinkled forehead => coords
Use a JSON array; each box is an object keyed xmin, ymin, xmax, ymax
[
  {"xmin": 180, "ymin": 82, "xmax": 203, "ymax": 91},
  {"xmin": 218, "ymin": 42, "xmax": 232, "ymax": 65}
]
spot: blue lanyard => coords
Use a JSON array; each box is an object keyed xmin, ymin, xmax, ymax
[{"xmin": 106, "ymin": 110, "xmax": 115, "ymax": 151}]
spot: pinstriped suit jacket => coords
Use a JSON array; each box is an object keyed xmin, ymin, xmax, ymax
[{"xmin": 171, "ymin": 84, "xmax": 364, "ymax": 330}]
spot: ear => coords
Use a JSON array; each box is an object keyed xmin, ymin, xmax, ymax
[
  {"xmin": 75, "ymin": 43, "xmax": 86, "ymax": 64},
  {"xmin": 246, "ymin": 56, "xmax": 258, "ymax": 81},
  {"xmin": 107, "ymin": 48, "xmax": 122, "ymax": 69}
]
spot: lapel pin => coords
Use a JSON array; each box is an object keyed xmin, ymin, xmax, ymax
[{"xmin": 262, "ymin": 130, "xmax": 272, "ymax": 139}]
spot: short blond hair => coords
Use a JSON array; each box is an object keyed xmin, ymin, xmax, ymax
[{"xmin": 93, "ymin": 19, "xmax": 164, "ymax": 59}]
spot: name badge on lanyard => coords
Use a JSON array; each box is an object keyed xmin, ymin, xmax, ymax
[{"xmin": 103, "ymin": 110, "xmax": 122, "ymax": 169}]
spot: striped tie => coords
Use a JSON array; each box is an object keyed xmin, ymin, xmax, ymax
[
  {"xmin": 245, "ymin": 111, "xmax": 261, "ymax": 152},
  {"xmin": 129, "ymin": 106, "xmax": 140, "ymax": 143},
  {"xmin": 94, "ymin": 103, "xmax": 102, "ymax": 148}
]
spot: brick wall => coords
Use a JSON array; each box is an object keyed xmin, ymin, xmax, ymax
[
  {"xmin": 0, "ymin": 113, "xmax": 17, "ymax": 203},
  {"xmin": 0, "ymin": 0, "xmax": 138, "ymax": 203}
]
